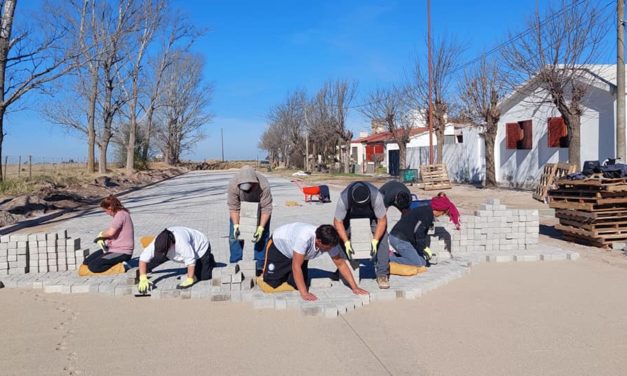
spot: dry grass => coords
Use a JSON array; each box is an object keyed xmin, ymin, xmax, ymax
[{"xmin": 0, "ymin": 162, "xmax": 175, "ymax": 196}]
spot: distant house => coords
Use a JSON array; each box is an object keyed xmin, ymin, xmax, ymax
[
  {"xmin": 496, "ymin": 64, "xmax": 617, "ymax": 188},
  {"xmin": 351, "ymin": 125, "xmax": 461, "ymax": 175}
]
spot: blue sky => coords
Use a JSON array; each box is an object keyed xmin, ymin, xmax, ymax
[{"xmin": 3, "ymin": 0, "xmax": 616, "ymax": 163}]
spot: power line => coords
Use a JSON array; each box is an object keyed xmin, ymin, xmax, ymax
[{"xmin": 348, "ymin": 0, "xmax": 613, "ymax": 110}]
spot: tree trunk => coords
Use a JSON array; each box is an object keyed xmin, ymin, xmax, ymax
[
  {"xmin": 98, "ymin": 142, "xmax": 108, "ymax": 174},
  {"xmin": 398, "ymin": 141, "xmax": 407, "ymax": 170},
  {"xmin": 484, "ymin": 126, "xmax": 497, "ymax": 187},
  {"xmin": 568, "ymin": 115, "xmax": 581, "ymax": 169},
  {"xmin": 0, "ymin": 0, "xmax": 16, "ymax": 182},
  {"xmin": 87, "ymin": 72, "xmax": 98, "ymax": 173},
  {"xmin": 0, "ymin": 109, "xmax": 4, "ymax": 181},
  {"xmin": 436, "ymin": 128, "xmax": 444, "ymax": 164},
  {"xmin": 344, "ymin": 139, "xmax": 351, "ymax": 173},
  {"xmin": 141, "ymin": 106, "xmax": 154, "ymax": 162}
]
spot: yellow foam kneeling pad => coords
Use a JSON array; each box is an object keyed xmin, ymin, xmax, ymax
[
  {"xmin": 389, "ymin": 262, "xmax": 428, "ymax": 276},
  {"xmin": 256, "ymin": 276, "xmax": 295, "ymax": 293},
  {"xmin": 140, "ymin": 235, "xmax": 155, "ymax": 249},
  {"xmin": 78, "ymin": 262, "xmax": 126, "ymax": 276}
]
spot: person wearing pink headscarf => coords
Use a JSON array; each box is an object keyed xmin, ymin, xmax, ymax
[{"xmin": 430, "ymin": 192, "xmax": 461, "ymax": 230}]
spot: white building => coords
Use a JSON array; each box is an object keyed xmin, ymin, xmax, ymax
[{"xmin": 496, "ymin": 65, "xmax": 617, "ymax": 188}]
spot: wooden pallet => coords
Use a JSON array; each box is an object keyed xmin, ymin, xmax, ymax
[
  {"xmin": 555, "ymin": 224, "xmax": 627, "ymax": 248},
  {"xmin": 533, "ymin": 163, "xmax": 576, "ymax": 202},
  {"xmin": 420, "ymin": 164, "xmax": 451, "ymax": 191},
  {"xmin": 555, "ymin": 208, "xmax": 627, "ymax": 222}
]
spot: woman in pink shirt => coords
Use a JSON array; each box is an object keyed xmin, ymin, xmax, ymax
[{"xmin": 84, "ymin": 195, "xmax": 135, "ymax": 272}]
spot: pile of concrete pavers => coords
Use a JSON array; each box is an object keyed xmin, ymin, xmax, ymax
[
  {"xmin": 212, "ymin": 260, "xmax": 257, "ymax": 291},
  {"xmin": 428, "ymin": 198, "xmax": 539, "ymax": 256},
  {"xmin": 0, "ymin": 230, "xmax": 87, "ymax": 275}
]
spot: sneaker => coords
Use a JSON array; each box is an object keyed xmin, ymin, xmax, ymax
[{"xmin": 377, "ymin": 275, "xmax": 390, "ymax": 289}]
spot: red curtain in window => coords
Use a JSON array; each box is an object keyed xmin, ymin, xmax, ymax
[
  {"xmin": 506, "ymin": 123, "xmax": 520, "ymax": 149},
  {"xmin": 518, "ymin": 120, "xmax": 533, "ymax": 149},
  {"xmin": 548, "ymin": 117, "xmax": 568, "ymax": 148}
]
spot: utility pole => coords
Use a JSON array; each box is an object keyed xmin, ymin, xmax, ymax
[
  {"xmin": 221, "ymin": 128, "xmax": 225, "ymax": 162},
  {"xmin": 618, "ymin": 0, "xmax": 626, "ymax": 161},
  {"xmin": 305, "ymin": 133, "xmax": 309, "ymax": 171},
  {"xmin": 427, "ymin": 0, "xmax": 434, "ymax": 164}
]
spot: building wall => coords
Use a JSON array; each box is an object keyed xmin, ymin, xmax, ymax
[
  {"xmin": 406, "ymin": 127, "xmax": 485, "ymax": 183},
  {"xmin": 496, "ymin": 85, "xmax": 615, "ymax": 188}
]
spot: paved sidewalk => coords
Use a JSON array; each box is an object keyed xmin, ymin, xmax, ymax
[{"xmin": 0, "ymin": 171, "xmax": 579, "ymax": 317}]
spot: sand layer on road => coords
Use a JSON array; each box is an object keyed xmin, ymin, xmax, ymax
[{"xmin": 1, "ymin": 256, "xmax": 626, "ymax": 376}]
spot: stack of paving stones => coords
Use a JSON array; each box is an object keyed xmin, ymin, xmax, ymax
[
  {"xmin": 427, "ymin": 198, "xmax": 542, "ymax": 261},
  {"xmin": 0, "ymin": 230, "xmax": 86, "ymax": 275},
  {"xmin": 0, "ymin": 198, "xmax": 580, "ymax": 319},
  {"xmin": 238, "ymin": 202, "xmax": 259, "ymax": 260}
]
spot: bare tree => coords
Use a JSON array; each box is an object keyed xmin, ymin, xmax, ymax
[
  {"xmin": 140, "ymin": 14, "xmax": 199, "ymax": 164},
  {"xmin": 156, "ymin": 51, "xmax": 212, "ymax": 165},
  {"xmin": 325, "ymin": 80, "xmax": 357, "ymax": 173},
  {"xmin": 460, "ymin": 58, "xmax": 507, "ymax": 187},
  {"xmin": 46, "ymin": 0, "xmax": 141, "ymax": 173},
  {"xmin": 412, "ymin": 37, "xmax": 463, "ymax": 163},
  {"xmin": 359, "ymin": 85, "xmax": 413, "ymax": 169},
  {"xmin": 261, "ymin": 90, "xmax": 306, "ymax": 168},
  {"xmin": 500, "ymin": 0, "xmax": 608, "ymax": 168},
  {"xmin": 0, "ymin": 0, "xmax": 74, "ymax": 181},
  {"xmin": 122, "ymin": 0, "xmax": 165, "ymax": 172}
]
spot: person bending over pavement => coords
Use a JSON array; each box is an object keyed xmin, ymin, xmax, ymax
[
  {"xmin": 261, "ymin": 222, "xmax": 368, "ymax": 301},
  {"xmin": 379, "ymin": 180, "xmax": 412, "ymax": 212},
  {"xmin": 389, "ymin": 192, "xmax": 461, "ymax": 266},
  {"xmin": 333, "ymin": 181, "xmax": 391, "ymax": 289},
  {"xmin": 84, "ymin": 195, "xmax": 134, "ymax": 273},
  {"xmin": 137, "ymin": 226, "xmax": 215, "ymax": 293},
  {"xmin": 227, "ymin": 165, "xmax": 273, "ymax": 274}
]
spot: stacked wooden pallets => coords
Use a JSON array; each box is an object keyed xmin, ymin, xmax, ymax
[
  {"xmin": 548, "ymin": 175, "xmax": 627, "ymax": 248},
  {"xmin": 533, "ymin": 162, "xmax": 576, "ymax": 202},
  {"xmin": 420, "ymin": 164, "xmax": 451, "ymax": 191}
]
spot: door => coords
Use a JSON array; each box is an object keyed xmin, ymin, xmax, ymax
[{"xmin": 389, "ymin": 149, "xmax": 400, "ymax": 176}]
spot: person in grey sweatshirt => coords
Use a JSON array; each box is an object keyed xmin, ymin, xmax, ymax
[{"xmin": 226, "ymin": 165, "xmax": 273, "ymax": 274}]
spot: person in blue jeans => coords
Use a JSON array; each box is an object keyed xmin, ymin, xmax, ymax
[
  {"xmin": 389, "ymin": 193, "xmax": 461, "ymax": 266},
  {"xmin": 226, "ymin": 166, "xmax": 273, "ymax": 273}
]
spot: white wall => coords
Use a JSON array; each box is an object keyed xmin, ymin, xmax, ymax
[
  {"xmin": 405, "ymin": 127, "xmax": 485, "ymax": 183},
  {"xmin": 496, "ymin": 84, "xmax": 615, "ymax": 188}
]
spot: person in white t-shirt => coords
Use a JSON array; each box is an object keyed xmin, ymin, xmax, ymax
[
  {"xmin": 137, "ymin": 227, "xmax": 215, "ymax": 293},
  {"xmin": 261, "ymin": 223, "xmax": 368, "ymax": 301}
]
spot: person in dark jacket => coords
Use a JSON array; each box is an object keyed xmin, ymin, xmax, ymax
[{"xmin": 389, "ymin": 192, "xmax": 461, "ymax": 266}]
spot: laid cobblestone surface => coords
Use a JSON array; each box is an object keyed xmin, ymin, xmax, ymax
[{"xmin": 0, "ymin": 171, "xmax": 580, "ymax": 318}]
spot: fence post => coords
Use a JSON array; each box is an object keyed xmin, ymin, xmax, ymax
[
  {"xmin": 3, "ymin": 156, "xmax": 6, "ymax": 179},
  {"xmin": 29, "ymin": 155, "xmax": 32, "ymax": 180},
  {"xmin": 18, "ymin": 155, "xmax": 21, "ymax": 177}
]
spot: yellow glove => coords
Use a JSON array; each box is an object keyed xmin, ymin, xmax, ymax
[
  {"xmin": 176, "ymin": 276, "xmax": 196, "ymax": 290},
  {"xmin": 423, "ymin": 246, "xmax": 433, "ymax": 261},
  {"xmin": 252, "ymin": 225, "xmax": 264, "ymax": 242},
  {"xmin": 233, "ymin": 224, "xmax": 240, "ymax": 240},
  {"xmin": 94, "ymin": 231, "xmax": 108, "ymax": 252},
  {"xmin": 370, "ymin": 239, "xmax": 379, "ymax": 257},
  {"xmin": 137, "ymin": 275, "xmax": 152, "ymax": 294},
  {"xmin": 344, "ymin": 240, "xmax": 354, "ymax": 259}
]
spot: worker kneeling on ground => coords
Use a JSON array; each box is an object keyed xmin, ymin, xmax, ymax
[
  {"xmin": 389, "ymin": 192, "xmax": 461, "ymax": 268},
  {"xmin": 334, "ymin": 181, "xmax": 391, "ymax": 289},
  {"xmin": 261, "ymin": 223, "xmax": 368, "ymax": 301},
  {"xmin": 137, "ymin": 226, "xmax": 215, "ymax": 293}
]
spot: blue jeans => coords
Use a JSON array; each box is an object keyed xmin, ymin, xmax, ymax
[
  {"xmin": 389, "ymin": 234, "xmax": 427, "ymax": 267},
  {"xmin": 229, "ymin": 218, "xmax": 270, "ymax": 270}
]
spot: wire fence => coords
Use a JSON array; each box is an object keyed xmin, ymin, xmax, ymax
[{"xmin": 2, "ymin": 155, "xmax": 89, "ymax": 180}]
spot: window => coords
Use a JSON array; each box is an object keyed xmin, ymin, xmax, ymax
[
  {"xmin": 506, "ymin": 120, "xmax": 533, "ymax": 150},
  {"xmin": 547, "ymin": 117, "xmax": 569, "ymax": 148},
  {"xmin": 444, "ymin": 135, "xmax": 456, "ymax": 144},
  {"xmin": 456, "ymin": 134, "xmax": 464, "ymax": 143}
]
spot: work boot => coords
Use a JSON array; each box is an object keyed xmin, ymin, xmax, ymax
[{"xmin": 376, "ymin": 275, "xmax": 390, "ymax": 289}]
